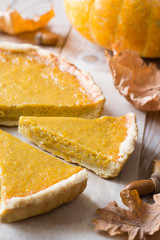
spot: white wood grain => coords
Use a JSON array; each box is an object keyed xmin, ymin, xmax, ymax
[
  {"xmin": 47, "ymin": 0, "xmax": 72, "ymax": 54},
  {"xmin": 138, "ymin": 112, "xmax": 160, "ymax": 180},
  {"xmin": 61, "ymin": 28, "xmax": 108, "ymax": 72}
]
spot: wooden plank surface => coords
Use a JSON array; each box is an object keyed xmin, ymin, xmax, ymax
[
  {"xmin": 61, "ymin": 28, "xmax": 108, "ymax": 72},
  {"xmin": 138, "ymin": 112, "xmax": 160, "ymax": 180},
  {"xmin": 0, "ymin": 0, "xmax": 159, "ymax": 239}
]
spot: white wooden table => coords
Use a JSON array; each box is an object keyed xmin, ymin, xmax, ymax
[{"xmin": 0, "ymin": 1, "xmax": 160, "ymax": 240}]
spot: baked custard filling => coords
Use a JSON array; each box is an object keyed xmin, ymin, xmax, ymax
[
  {"xmin": 19, "ymin": 116, "xmax": 129, "ymax": 168},
  {"xmin": 0, "ymin": 47, "xmax": 105, "ymax": 123},
  {"xmin": 0, "ymin": 50, "xmax": 94, "ymax": 106},
  {"xmin": 0, "ymin": 130, "xmax": 82, "ymax": 200}
]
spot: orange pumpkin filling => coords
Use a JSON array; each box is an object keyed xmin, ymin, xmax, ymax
[
  {"xmin": 19, "ymin": 115, "xmax": 129, "ymax": 168},
  {"xmin": 0, "ymin": 130, "xmax": 82, "ymax": 199},
  {"xmin": 0, "ymin": 50, "xmax": 94, "ymax": 106}
]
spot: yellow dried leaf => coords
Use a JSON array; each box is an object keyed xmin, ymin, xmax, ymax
[
  {"xmin": 0, "ymin": 6, "xmax": 54, "ymax": 35},
  {"xmin": 92, "ymin": 189, "xmax": 160, "ymax": 240},
  {"xmin": 105, "ymin": 43, "xmax": 160, "ymax": 111}
]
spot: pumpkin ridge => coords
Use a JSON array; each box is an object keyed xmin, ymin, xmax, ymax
[
  {"xmin": 86, "ymin": 0, "xmax": 95, "ymax": 41},
  {"xmin": 64, "ymin": 0, "xmax": 160, "ymax": 57},
  {"xmin": 88, "ymin": 0, "xmax": 98, "ymax": 44},
  {"xmin": 114, "ymin": 0, "xmax": 126, "ymax": 43},
  {"xmin": 142, "ymin": 2, "xmax": 154, "ymax": 56}
]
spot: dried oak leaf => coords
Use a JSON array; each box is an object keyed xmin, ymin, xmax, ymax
[
  {"xmin": 0, "ymin": 6, "xmax": 54, "ymax": 35},
  {"xmin": 105, "ymin": 44, "xmax": 160, "ymax": 111},
  {"xmin": 92, "ymin": 189, "xmax": 160, "ymax": 240}
]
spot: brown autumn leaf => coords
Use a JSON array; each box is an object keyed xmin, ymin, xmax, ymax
[
  {"xmin": 0, "ymin": 6, "xmax": 54, "ymax": 35},
  {"xmin": 92, "ymin": 189, "xmax": 160, "ymax": 240},
  {"xmin": 105, "ymin": 43, "xmax": 160, "ymax": 111}
]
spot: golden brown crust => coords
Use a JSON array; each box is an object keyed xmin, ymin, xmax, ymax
[
  {"xmin": 104, "ymin": 113, "xmax": 138, "ymax": 178},
  {"xmin": 0, "ymin": 169, "xmax": 87, "ymax": 222}
]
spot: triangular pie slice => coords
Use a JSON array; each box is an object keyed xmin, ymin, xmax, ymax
[
  {"xmin": 19, "ymin": 113, "xmax": 138, "ymax": 178},
  {"xmin": 0, "ymin": 42, "xmax": 105, "ymax": 126},
  {"xmin": 0, "ymin": 130, "xmax": 87, "ymax": 223}
]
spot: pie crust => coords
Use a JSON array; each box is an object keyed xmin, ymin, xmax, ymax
[
  {"xmin": 0, "ymin": 130, "xmax": 88, "ymax": 222},
  {"xmin": 0, "ymin": 169, "xmax": 87, "ymax": 223}
]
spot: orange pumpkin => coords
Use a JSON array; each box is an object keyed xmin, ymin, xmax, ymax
[{"xmin": 64, "ymin": 0, "xmax": 160, "ymax": 58}]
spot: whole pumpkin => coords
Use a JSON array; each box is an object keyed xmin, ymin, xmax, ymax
[{"xmin": 64, "ymin": 0, "xmax": 160, "ymax": 58}]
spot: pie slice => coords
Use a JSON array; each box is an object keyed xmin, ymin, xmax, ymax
[
  {"xmin": 18, "ymin": 113, "xmax": 138, "ymax": 178},
  {"xmin": 0, "ymin": 130, "xmax": 87, "ymax": 223},
  {"xmin": 0, "ymin": 42, "xmax": 105, "ymax": 126}
]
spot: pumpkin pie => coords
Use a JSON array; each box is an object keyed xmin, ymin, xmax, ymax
[
  {"xmin": 0, "ymin": 42, "xmax": 105, "ymax": 126},
  {"xmin": 18, "ymin": 113, "xmax": 138, "ymax": 178},
  {"xmin": 0, "ymin": 130, "xmax": 87, "ymax": 222}
]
